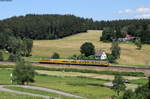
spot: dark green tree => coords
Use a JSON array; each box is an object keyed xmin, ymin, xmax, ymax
[
  {"xmin": 80, "ymin": 42, "xmax": 95, "ymax": 57},
  {"xmin": 12, "ymin": 59, "xmax": 35, "ymax": 85},
  {"xmin": 6, "ymin": 36, "xmax": 23, "ymax": 55},
  {"xmin": 112, "ymin": 75, "xmax": 126, "ymax": 96},
  {"xmin": 22, "ymin": 38, "xmax": 33, "ymax": 56},
  {"xmin": 100, "ymin": 27, "xmax": 115, "ymax": 42},
  {"xmin": 110, "ymin": 40, "xmax": 121, "ymax": 59},
  {"xmin": 51, "ymin": 52, "xmax": 60, "ymax": 59}
]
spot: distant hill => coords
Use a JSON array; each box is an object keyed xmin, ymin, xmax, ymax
[
  {"xmin": 1, "ymin": 14, "xmax": 150, "ymax": 43},
  {"xmin": 0, "ymin": 14, "xmax": 94, "ymax": 40}
]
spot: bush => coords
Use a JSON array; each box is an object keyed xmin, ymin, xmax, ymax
[
  {"xmin": 51, "ymin": 52, "xmax": 60, "ymax": 59},
  {"xmin": 107, "ymin": 53, "xmax": 116, "ymax": 63}
]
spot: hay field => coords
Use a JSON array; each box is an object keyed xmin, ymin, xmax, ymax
[{"xmin": 32, "ymin": 30, "xmax": 150, "ymax": 66}]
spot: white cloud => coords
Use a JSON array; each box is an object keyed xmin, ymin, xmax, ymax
[
  {"xmin": 117, "ymin": 9, "xmax": 133, "ymax": 14},
  {"xmin": 135, "ymin": 14, "xmax": 150, "ymax": 18},
  {"xmin": 116, "ymin": 7, "xmax": 150, "ymax": 14},
  {"xmin": 136, "ymin": 7, "xmax": 150, "ymax": 13}
]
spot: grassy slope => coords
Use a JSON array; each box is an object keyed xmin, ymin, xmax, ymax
[{"xmin": 31, "ymin": 30, "xmax": 150, "ymax": 66}]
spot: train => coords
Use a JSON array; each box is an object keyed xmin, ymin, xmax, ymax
[{"xmin": 39, "ymin": 59, "xmax": 110, "ymax": 66}]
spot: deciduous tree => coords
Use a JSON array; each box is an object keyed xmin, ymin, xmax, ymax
[
  {"xmin": 12, "ymin": 59, "xmax": 35, "ymax": 85},
  {"xmin": 112, "ymin": 75, "xmax": 126, "ymax": 96},
  {"xmin": 110, "ymin": 40, "xmax": 121, "ymax": 59},
  {"xmin": 80, "ymin": 42, "xmax": 95, "ymax": 57}
]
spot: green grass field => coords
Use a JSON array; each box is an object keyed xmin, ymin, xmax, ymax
[
  {"xmin": 29, "ymin": 30, "xmax": 150, "ymax": 67},
  {"xmin": 0, "ymin": 68, "xmax": 148, "ymax": 99},
  {"xmin": 4, "ymin": 86, "xmax": 77, "ymax": 99},
  {"xmin": 0, "ymin": 92, "xmax": 43, "ymax": 99},
  {"xmin": 0, "ymin": 69, "xmax": 115, "ymax": 99}
]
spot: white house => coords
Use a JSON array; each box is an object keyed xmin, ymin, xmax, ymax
[{"xmin": 95, "ymin": 50, "xmax": 107, "ymax": 60}]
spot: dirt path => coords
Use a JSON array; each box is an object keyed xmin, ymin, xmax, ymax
[
  {"xmin": 0, "ymin": 85, "xmax": 83, "ymax": 99},
  {"xmin": 0, "ymin": 85, "xmax": 49, "ymax": 99}
]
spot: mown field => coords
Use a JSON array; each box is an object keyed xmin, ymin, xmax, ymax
[
  {"xmin": 0, "ymin": 92, "xmax": 43, "ymax": 99},
  {"xmin": 0, "ymin": 67, "xmax": 148, "ymax": 99},
  {"xmin": 0, "ymin": 69, "xmax": 115, "ymax": 99},
  {"xmin": 30, "ymin": 30, "xmax": 150, "ymax": 67}
]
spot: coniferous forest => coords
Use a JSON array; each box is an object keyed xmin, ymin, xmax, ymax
[{"xmin": 0, "ymin": 14, "xmax": 150, "ymax": 44}]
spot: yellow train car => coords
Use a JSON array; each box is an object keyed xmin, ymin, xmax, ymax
[{"xmin": 39, "ymin": 59, "xmax": 110, "ymax": 66}]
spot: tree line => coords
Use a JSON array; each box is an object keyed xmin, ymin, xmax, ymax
[
  {"xmin": 100, "ymin": 20, "xmax": 150, "ymax": 44},
  {"xmin": 1, "ymin": 14, "xmax": 150, "ymax": 44},
  {"xmin": 0, "ymin": 14, "xmax": 94, "ymax": 40}
]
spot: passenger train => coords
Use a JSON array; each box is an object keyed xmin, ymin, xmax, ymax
[{"xmin": 39, "ymin": 59, "xmax": 110, "ymax": 66}]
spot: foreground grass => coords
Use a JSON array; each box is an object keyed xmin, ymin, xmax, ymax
[
  {"xmin": 33, "ymin": 75, "xmax": 114, "ymax": 99},
  {"xmin": 0, "ymin": 69, "xmax": 147, "ymax": 99},
  {"xmin": 0, "ymin": 70, "xmax": 115, "ymax": 99},
  {"xmin": 29, "ymin": 30, "xmax": 150, "ymax": 67},
  {"xmin": 0, "ymin": 92, "xmax": 43, "ymax": 99},
  {"xmin": 5, "ymin": 86, "xmax": 77, "ymax": 99},
  {"xmin": 129, "ymin": 78, "xmax": 148, "ymax": 85}
]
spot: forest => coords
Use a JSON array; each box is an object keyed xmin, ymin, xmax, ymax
[
  {"xmin": 0, "ymin": 14, "xmax": 150, "ymax": 44},
  {"xmin": 0, "ymin": 14, "xmax": 94, "ymax": 40},
  {"xmin": 98, "ymin": 19, "xmax": 150, "ymax": 44}
]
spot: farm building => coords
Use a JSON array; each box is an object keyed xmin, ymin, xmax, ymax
[
  {"xmin": 118, "ymin": 34, "xmax": 140, "ymax": 42},
  {"xmin": 95, "ymin": 50, "xmax": 107, "ymax": 60}
]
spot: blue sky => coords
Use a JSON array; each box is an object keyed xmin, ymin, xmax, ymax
[{"xmin": 0, "ymin": 0, "xmax": 150, "ymax": 20}]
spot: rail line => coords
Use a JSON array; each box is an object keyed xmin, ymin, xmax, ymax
[{"xmin": 0, "ymin": 61, "xmax": 150, "ymax": 73}]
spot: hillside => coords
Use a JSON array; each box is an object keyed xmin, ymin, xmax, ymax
[
  {"xmin": 31, "ymin": 30, "xmax": 150, "ymax": 67},
  {"xmin": 0, "ymin": 14, "xmax": 93, "ymax": 40}
]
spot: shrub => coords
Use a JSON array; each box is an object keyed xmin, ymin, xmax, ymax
[
  {"xmin": 51, "ymin": 52, "xmax": 60, "ymax": 59},
  {"xmin": 107, "ymin": 53, "xmax": 116, "ymax": 63}
]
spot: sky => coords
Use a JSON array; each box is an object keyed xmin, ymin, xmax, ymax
[{"xmin": 0, "ymin": 0, "xmax": 150, "ymax": 21}]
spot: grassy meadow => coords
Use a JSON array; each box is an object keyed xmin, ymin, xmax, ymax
[
  {"xmin": 0, "ymin": 67, "xmax": 148, "ymax": 99},
  {"xmin": 0, "ymin": 69, "xmax": 115, "ymax": 99},
  {"xmin": 4, "ymin": 86, "xmax": 77, "ymax": 99},
  {"xmin": 0, "ymin": 92, "xmax": 43, "ymax": 99},
  {"xmin": 30, "ymin": 30, "xmax": 150, "ymax": 67}
]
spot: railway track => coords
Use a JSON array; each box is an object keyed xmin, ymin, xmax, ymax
[{"xmin": 0, "ymin": 61, "xmax": 150, "ymax": 73}]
